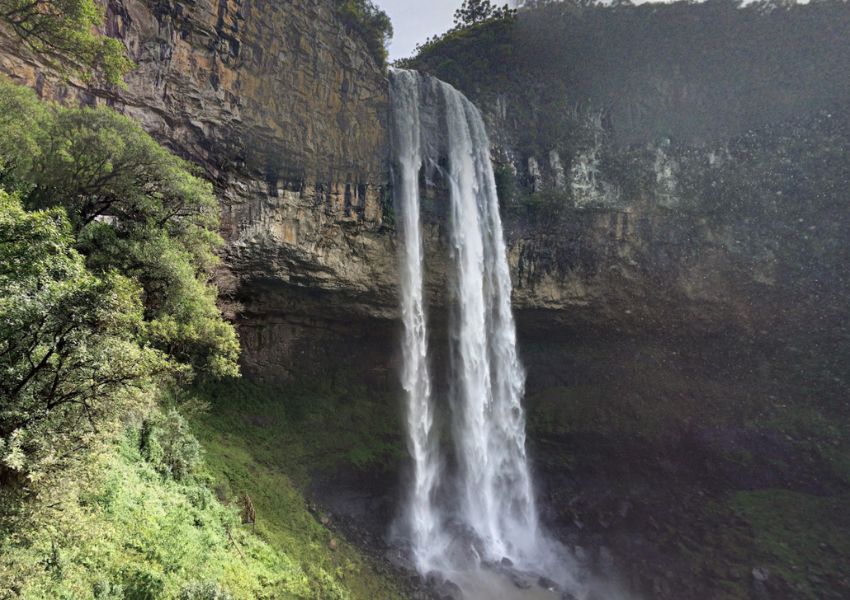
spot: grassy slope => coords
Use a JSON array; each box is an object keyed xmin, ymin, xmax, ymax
[
  {"xmin": 0, "ymin": 375, "xmax": 407, "ymax": 600},
  {"xmin": 189, "ymin": 376, "xmax": 406, "ymax": 600},
  {"xmin": 0, "ymin": 428, "xmax": 341, "ymax": 599}
]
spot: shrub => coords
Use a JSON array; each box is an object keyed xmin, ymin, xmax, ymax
[
  {"xmin": 178, "ymin": 581, "xmax": 233, "ymax": 600},
  {"xmin": 122, "ymin": 565, "xmax": 165, "ymax": 600},
  {"xmin": 140, "ymin": 410, "xmax": 202, "ymax": 481}
]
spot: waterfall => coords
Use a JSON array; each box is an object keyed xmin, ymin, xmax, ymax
[
  {"xmin": 389, "ymin": 69, "xmax": 445, "ymax": 572},
  {"xmin": 390, "ymin": 69, "xmax": 553, "ymax": 580},
  {"xmin": 441, "ymin": 79, "xmax": 542, "ymax": 565}
]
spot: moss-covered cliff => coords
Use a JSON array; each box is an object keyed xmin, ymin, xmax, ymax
[{"xmin": 409, "ymin": 0, "xmax": 850, "ymax": 340}]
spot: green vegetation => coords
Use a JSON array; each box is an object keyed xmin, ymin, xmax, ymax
[
  {"xmin": 397, "ymin": 0, "xmax": 515, "ymax": 66},
  {"xmin": 0, "ymin": 72, "xmax": 244, "ymax": 596},
  {"xmin": 333, "ymin": 0, "xmax": 393, "ymax": 68},
  {"xmin": 730, "ymin": 490, "xmax": 850, "ymax": 597},
  {"xmin": 0, "ymin": 8, "xmax": 403, "ymax": 596},
  {"xmin": 191, "ymin": 374, "xmax": 404, "ymax": 487},
  {"xmin": 0, "ymin": 77, "xmax": 239, "ymax": 478},
  {"xmin": 0, "ymin": 0, "xmax": 132, "ymax": 84},
  {"xmin": 0, "ymin": 79, "xmax": 239, "ymax": 383},
  {"xmin": 453, "ymin": 0, "xmax": 515, "ymax": 28},
  {"xmin": 188, "ymin": 376, "xmax": 406, "ymax": 600},
  {"xmin": 0, "ymin": 413, "xmax": 381, "ymax": 599},
  {"xmin": 0, "ymin": 190, "xmax": 163, "ymax": 478}
]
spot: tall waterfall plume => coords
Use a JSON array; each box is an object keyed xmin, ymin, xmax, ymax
[
  {"xmin": 390, "ymin": 69, "xmax": 544, "ymax": 572},
  {"xmin": 442, "ymin": 78, "xmax": 541, "ymax": 566},
  {"xmin": 389, "ymin": 69, "xmax": 444, "ymax": 572}
]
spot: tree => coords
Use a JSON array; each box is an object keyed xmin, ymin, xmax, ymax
[
  {"xmin": 0, "ymin": 0, "xmax": 133, "ymax": 85},
  {"xmin": 0, "ymin": 191, "xmax": 170, "ymax": 476},
  {"xmin": 0, "ymin": 79, "xmax": 240, "ymax": 380},
  {"xmin": 454, "ymin": 0, "xmax": 516, "ymax": 27},
  {"xmin": 335, "ymin": 0, "xmax": 394, "ymax": 68}
]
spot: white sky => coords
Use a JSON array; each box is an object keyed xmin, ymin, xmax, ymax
[
  {"xmin": 377, "ymin": 0, "xmax": 462, "ymax": 61},
  {"xmin": 376, "ymin": 0, "xmax": 785, "ymax": 61}
]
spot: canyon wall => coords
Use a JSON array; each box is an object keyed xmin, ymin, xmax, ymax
[
  {"xmin": 410, "ymin": 1, "xmax": 850, "ymax": 341},
  {"xmin": 1, "ymin": 0, "xmax": 848, "ymax": 379},
  {"xmin": 0, "ymin": 0, "xmax": 401, "ymax": 378}
]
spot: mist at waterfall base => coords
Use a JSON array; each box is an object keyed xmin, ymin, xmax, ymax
[{"xmin": 389, "ymin": 69, "xmax": 627, "ymax": 600}]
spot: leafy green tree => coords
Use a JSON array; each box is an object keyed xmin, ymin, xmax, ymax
[
  {"xmin": 454, "ymin": 0, "xmax": 516, "ymax": 27},
  {"xmin": 0, "ymin": 0, "xmax": 133, "ymax": 84},
  {"xmin": 0, "ymin": 79, "xmax": 47, "ymax": 185},
  {"xmin": 0, "ymin": 191, "xmax": 170, "ymax": 476},
  {"xmin": 335, "ymin": 0, "xmax": 393, "ymax": 67},
  {"xmin": 0, "ymin": 79, "xmax": 240, "ymax": 379}
]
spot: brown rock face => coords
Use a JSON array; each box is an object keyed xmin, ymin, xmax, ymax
[
  {"xmin": 0, "ymin": 0, "xmax": 395, "ymax": 314},
  {"xmin": 111, "ymin": 0, "xmax": 395, "ymax": 313},
  {"xmin": 2, "ymin": 1, "xmax": 847, "ymax": 383},
  {"xmin": 111, "ymin": 0, "xmax": 387, "ymax": 181},
  {"xmin": 0, "ymin": 0, "xmax": 403, "ymax": 378}
]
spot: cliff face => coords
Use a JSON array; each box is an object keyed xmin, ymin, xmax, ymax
[
  {"xmin": 411, "ymin": 1, "xmax": 850, "ymax": 341},
  {"xmin": 0, "ymin": 0, "xmax": 398, "ymax": 321},
  {"xmin": 0, "ymin": 0, "xmax": 404, "ymax": 377},
  {"xmin": 2, "ymin": 0, "xmax": 848, "ymax": 379}
]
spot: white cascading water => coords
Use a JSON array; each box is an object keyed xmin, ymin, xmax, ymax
[
  {"xmin": 390, "ymin": 69, "xmax": 545, "ymax": 573},
  {"xmin": 442, "ymin": 79, "xmax": 541, "ymax": 565},
  {"xmin": 389, "ymin": 69, "xmax": 445, "ymax": 572}
]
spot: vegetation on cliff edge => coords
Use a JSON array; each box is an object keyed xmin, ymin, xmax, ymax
[
  {"xmin": 334, "ymin": 0, "xmax": 393, "ymax": 68},
  {"xmin": 0, "ymin": 0, "xmax": 132, "ymax": 84}
]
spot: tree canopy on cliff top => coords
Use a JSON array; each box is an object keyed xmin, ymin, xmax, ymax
[
  {"xmin": 335, "ymin": 0, "xmax": 393, "ymax": 68},
  {"xmin": 0, "ymin": 0, "xmax": 132, "ymax": 84}
]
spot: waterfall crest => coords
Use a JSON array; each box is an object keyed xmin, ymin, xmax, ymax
[{"xmin": 390, "ymin": 69, "xmax": 548, "ymax": 575}]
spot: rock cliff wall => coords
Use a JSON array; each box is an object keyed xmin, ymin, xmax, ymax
[
  {"xmin": 2, "ymin": 0, "xmax": 848, "ymax": 380},
  {"xmin": 0, "ymin": 0, "xmax": 403, "ymax": 379},
  {"xmin": 0, "ymin": 0, "xmax": 397, "ymax": 317},
  {"xmin": 410, "ymin": 1, "xmax": 850, "ymax": 341}
]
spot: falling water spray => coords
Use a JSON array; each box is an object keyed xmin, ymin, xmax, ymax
[{"xmin": 390, "ymin": 68, "xmax": 554, "ymax": 576}]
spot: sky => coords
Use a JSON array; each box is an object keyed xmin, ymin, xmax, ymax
[
  {"xmin": 377, "ymin": 0, "xmax": 463, "ymax": 61},
  {"xmin": 376, "ymin": 0, "xmax": 665, "ymax": 62}
]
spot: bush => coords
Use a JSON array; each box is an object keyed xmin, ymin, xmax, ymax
[
  {"xmin": 178, "ymin": 581, "xmax": 233, "ymax": 600},
  {"xmin": 92, "ymin": 577, "xmax": 125, "ymax": 599},
  {"xmin": 140, "ymin": 410, "xmax": 202, "ymax": 481},
  {"xmin": 122, "ymin": 565, "xmax": 165, "ymax": 600}
]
